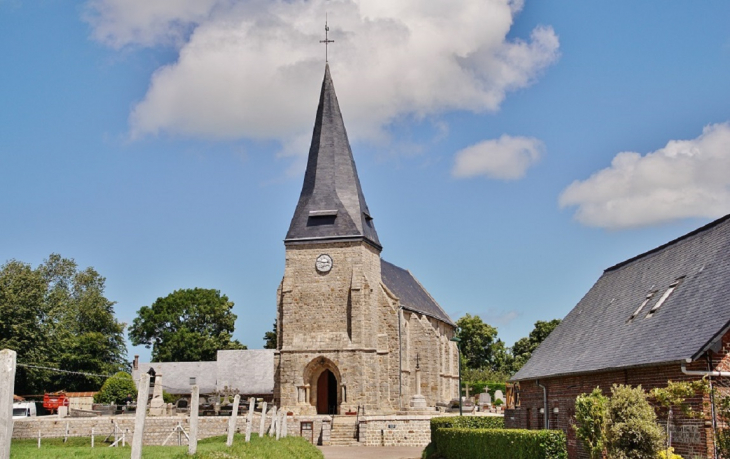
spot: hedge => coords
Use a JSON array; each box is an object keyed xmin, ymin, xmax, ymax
[
  {"xmin": 433, "ymin": 427, "xmax": 567, "ymax": 459},
  {"xmin": 430, "ymin": 416, "xmax": 504, "ymax": 443}
]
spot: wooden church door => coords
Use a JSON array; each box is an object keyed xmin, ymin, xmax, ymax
[{"xmin": 316, "ymin": 369, "xmax": 338, "ymax": 414}]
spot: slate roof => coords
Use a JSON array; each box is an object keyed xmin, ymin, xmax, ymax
[
  {"xmin": 133, "ymin": 349, "xmax": 275, "ymax": 395},
  {"xmin": 134, "ymin": 361, "xmax": 218, "ymax": 395},
  {"xmin": 381, "ymin": 259, "xmax": 455, "ymax": 326},
  {"xmin": 285, "ymin": 64, "xmax": 381, "ymax": 249},
  {"xmin": 216, "ymin": 349, "xmax": 274, "ymax": 395},
  {"xmin": 512, "ymin": 214, "xmax": 730, "ymax": 381}
]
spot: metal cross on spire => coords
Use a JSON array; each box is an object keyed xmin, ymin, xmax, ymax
[{"xmin": 319, "ymin": 15, "xmax": 334, "ymax": 62}]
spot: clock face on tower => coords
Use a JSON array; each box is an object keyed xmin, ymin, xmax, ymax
[{"xmin": 315, "ymin": 254, "xmax": 333, "ymax": 273}]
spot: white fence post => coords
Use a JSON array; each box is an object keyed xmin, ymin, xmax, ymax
[
  {"xmin": 258, "ymin": 402, "xmax": 267, "ymax": 438},
  {"xmin": 245, "ymin": 397, "xmax": 254, "ymax": 442},
  {"xmin": 226, "ymin": 394, "xmax": 240, "ymax": 447},
  {"xmin": 269, "ymin": 406, "xmax": 277, "ymax": 437},
  {"xmin": 189, "ymin": 385, "xmax": 200, "ymax": 455},
  {"xmin": 131, "ymin": 373, "xmax": 150, "ymax": 459},
  {"xmin": 0, "ymin": 349, "xmax": 17, "ymax": 459}
]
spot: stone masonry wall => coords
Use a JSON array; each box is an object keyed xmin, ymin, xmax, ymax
[
  {"xmin": 358, "ymin": 415, "xmax": 433, "ymax": 447},
  {"xmin": 275, "ymin": 240, "xmax": 457, "ymax": 415},
  {"xmin": 12, "ymin": 413, "xmax": 339, "ymax": 446},
  {"xmin": 276, "ymin": 241, "xmax": 395, "ymax": 414}
]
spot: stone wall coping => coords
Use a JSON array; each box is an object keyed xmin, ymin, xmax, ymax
[{"xmin": 360, "ymin": 415, "xmax": 434, "ymax": 421}]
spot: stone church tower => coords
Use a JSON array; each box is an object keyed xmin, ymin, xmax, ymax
[{"xmin": 274, "ymin": 65, "xmax": 459, "ymax": 415}]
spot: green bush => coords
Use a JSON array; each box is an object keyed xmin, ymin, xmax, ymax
[
  {"xmin": 94, "ymin": 372, "xmax": 137, "ymax": 404},
  {"xmin": 605, "ymin": 384, "xmax": 664, "ymax": 459},
  {"xmin": 430, "ymin": 416, "xmax": 504, "ymax": 443},
  {"xmin": 433, "ymin": 427, "xmax": 566, "ymax": 459},
  {"xmin": 574, "ymin": 387, "xmax": 608, "ymax": 459}
]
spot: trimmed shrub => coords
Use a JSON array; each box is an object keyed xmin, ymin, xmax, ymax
[
  {"xmin": 430, "ymin": 416, "xmax": 504, "ymax": 443},
  {"xmin": 605, "ymin": 384, "xmax": 664, "ymax": 459},
  {"xmin": 433, "ymin": 427, "xmax": 566, "ymax": 459},
  {"xmin": 94, "ymin": 372, "xmax": 136, "ymax": 404}
]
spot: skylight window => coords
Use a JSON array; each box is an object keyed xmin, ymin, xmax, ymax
[
  {"xmin": 646, "ymin": 277, "xmax": 685, "ymax": 318},
  {"xmin": 628, "ymin": 290, "xmax": 657, "ymax": 322}
]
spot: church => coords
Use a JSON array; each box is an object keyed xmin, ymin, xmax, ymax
[{"xmin": 273, "ymin": 64, "xmax": 459, "ymax": 415}]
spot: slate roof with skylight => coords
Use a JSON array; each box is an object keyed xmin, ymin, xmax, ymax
[{"xmin": 512, "ymin": 214, "xmax": 730, "ymax": 381}]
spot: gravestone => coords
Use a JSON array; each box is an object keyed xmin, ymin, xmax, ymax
[
  {"xmin": 478, "ymin": 392, "xmax": 491, "ymax": 405},
  {"xmin": 494, "ymin": 390, "xmax": 505, "ymax": 404}
]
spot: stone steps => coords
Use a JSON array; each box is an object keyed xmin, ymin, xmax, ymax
[{"xmin": 328, "ymin": 416, "xmax": 360, "ymax": 446}]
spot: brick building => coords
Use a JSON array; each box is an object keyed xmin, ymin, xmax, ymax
[
  {"xmin": 273, "ymin": 65, "xmax": 459, "ymax": 415},
  {"xmin": 506, "ymin": 215, "xmax": 730, "ymax": 459}
]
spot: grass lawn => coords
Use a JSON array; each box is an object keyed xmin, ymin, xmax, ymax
[{"xmin": 10, "ymin": 433, "xmax": 324, "ymax": 458}]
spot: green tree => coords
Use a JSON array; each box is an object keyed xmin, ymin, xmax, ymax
[
  {"xmin": 0, "ymin": 254, "xmax": 127, "ymax": 394},
  {"xmin": 264, "ymin": 320, "xmax": 277, "ymax": 349},
  {"xmin": 94, "ymin": 372, "xmax": 137, "ymax": 405},
  {"xmin": 606, "ymin": 384, "xmax": 664, "ymax": 459},
  {"xmin": 574, "ymin": 387, "xmax": 608, "ymax": 459},
  {"xmin": 510, "ymin": 319, "xmax": 561, "ymax": 373},
  {"xmin": 455, "ymin": 314, "xmax": 499, "ymax": 370},
  {"xmin": 129, "ymin": 288, "xmax": 246, "ymax": 362}
]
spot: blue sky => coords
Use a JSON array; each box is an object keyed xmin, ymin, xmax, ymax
[{"xmin": 2, "ymin": 0, "xmax": 729, "ymax": 364}]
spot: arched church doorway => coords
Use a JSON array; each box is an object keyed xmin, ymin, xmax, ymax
[{"xmin": 316, "ymin": 369, "xmax": 338, "ymax": 414}]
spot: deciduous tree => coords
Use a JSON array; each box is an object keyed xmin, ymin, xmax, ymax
[
  {"xmin": 511, "ymin": 319, "xmax": 561, "ymax": 373},
  {"xmin": 263, "ymin": 320, "xmax": 277, "ymax": 349},
  {"xmin": 455, "ymin": 314, "xmax": 499, "ymax": 370},
  {"xmin": 129, "ymin": 288, "xmax": 246, "ymax": 362},
  {"xmin": 0, "ymin": 254, "xmax": 127, "ymax": 394}
]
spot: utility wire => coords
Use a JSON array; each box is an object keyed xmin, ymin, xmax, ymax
[{"xmin": 17, "ymin": 363, "xmax": 116, "ymax": 379}]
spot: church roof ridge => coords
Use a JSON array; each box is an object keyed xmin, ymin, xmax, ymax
[{"xmin": 285, "ymin": 64, "xmax": 381, "ymax": 249}]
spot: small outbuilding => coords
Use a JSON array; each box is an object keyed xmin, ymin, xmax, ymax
[{"xmin": 132, "ymin": 349, "xmax": 275, "ymax": 401}]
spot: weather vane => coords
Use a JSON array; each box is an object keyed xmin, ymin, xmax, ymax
[{"xmin": 319, "ymin": 14, "xmax": 334, "ymax": 63}]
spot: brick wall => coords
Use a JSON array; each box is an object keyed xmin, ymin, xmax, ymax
[{"xmin": 505, "ymin": 353, "xmax": 728, "ymax": 459}]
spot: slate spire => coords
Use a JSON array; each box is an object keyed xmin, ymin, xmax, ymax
[{"xmin": 285, "ymin": 64, "xmax": 381, "ymax": 250}]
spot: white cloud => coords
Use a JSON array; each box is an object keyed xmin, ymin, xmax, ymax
[
  {"xmin": 84, "ymin": 0, "xmax": 222, "ymax": 49},
  {"xmin": 84, "ymin": 0, "xmax": 559, "ymax": 148},
  {"xmin": 559, "ymin": 123, "xmax": 730, "ymax": 229},
  {"xmin": 452, "ymin": 134, "xmax": 543, "ymax": 180}
]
